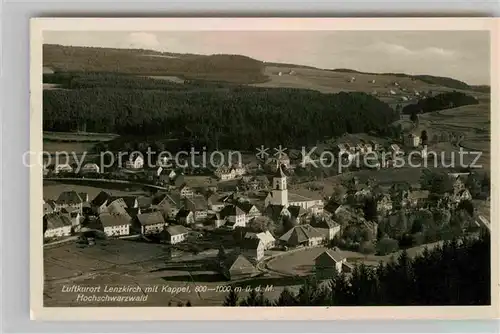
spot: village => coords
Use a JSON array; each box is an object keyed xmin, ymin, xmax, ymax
[{"xmin": 43, "ymin": 128, "xmax": 490, "ymax": 292}]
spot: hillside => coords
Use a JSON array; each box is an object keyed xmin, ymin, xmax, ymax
[
  {"xmin": 43, "ymin": 44, "xmax": 267, "ymax": 84},
  {"xmin": 43, "ymin": 44, "xmax": 489, "ymax": 97}
]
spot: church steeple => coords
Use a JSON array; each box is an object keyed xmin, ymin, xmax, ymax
[
  {"xmin": 275, "ymin": 164, "xmax": 287, "ymax": 178},
  {"xmin": 270, "ymin": 164, "xmax": 288, "ymax": 206}
]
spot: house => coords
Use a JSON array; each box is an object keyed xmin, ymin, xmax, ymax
[
  {"xmin": 175, "ymin": 209, "xmax": 195, "ymax": 226},
  {"xmin": 54, "ymin": 163, "xmax": 73, "ymax": 174},
  {"xmin": 163, "ymin": 225, "xmax": 189, "ymax": 244},
  {"xmin": 207, "ymin": 193, "xmax": 227, "ymax": 212},
  {"xmin": 215, "ymin": 166, "xmax": 236, "ymax": 181},
  {"xmin": 158, "ymin": 168, "xmax": 177, "ymax": 185},
  {"xmin": 80, "ymin": 163, "xmax": 100, "ymax": 174},
  {"xmin": 390, "ymin": 144, "xmax": 401, "ymax": 154},
  {"xmin": 314, "ymin": 249, "xmax": 349, "ymax": 279},
  {"xmin": 208, "ymin": 212, "xmax": 226, "ymax": 228},
  {"xmin": 287, "ymin": 205, "xmax": 307, "ymax": 224},
  {"xmin": 43, "ymin": 213, "xmax": 72, "ymax": 238},
  {"xmin": 240, "ymin": 238, "xmax": 265, "ymax": 262},
  {"xmin": 355, "ymin": 143, "xmax": 366, "ymax": 154},
  {"xmin": 376, "ymin": 193, "xmax": 393, "ymax": 213},
  {"xmin": 125, "ymin": 153, "xmax": 144, "ymax": 169},
  {"xmin": 404, "ymin": 134, "xmax": 420, "ymax": 148},
  {"xmin": 179, "ymin": 184, "xmax": 194, "ymax": 198},
  {"xmin": 235, "ymin": 202, "xmax": 261, "ymax": 223},
  {"xmin": 43, "ymin": 200, "xmax": 55, "ymax": 215},
  {"xmin": 453, "ymin": 189, "xmax": 472, "ymax": 203},
  {"xmin": 144, "ymin": 166, "xmax": 163, "ymax": 180},
  {"xmin": 310, "ymin": 216, "xmax": 340, "ymax": 241},
  {"xmin": 54, "ymin": 191, "xmax": 85, "ymax": 213},
  {"xmin": 219, "ymin": 252, "xmax": 258, "ymax": 280},
  {"xmin": 405, "ymin": 190, "xmax": 430, "ymax": 207},
  {"xmin": 152, "ymin": 192, "xmax": 183, "ymax": 219},
  {"xmin": 90, "ymin": 191, "xmax": 112, "ymax": 214},
  {"xmin": 221, "ymin": 205, "xmax": 246, "ymax": 229},
  {"xmin": 136, "ymin": 211, "xmax": 166, "ymax": 235},
  {"xmin": 78, "ymin": 193, "xmax": 89, "ymax": 203},
  {"xmin": 452, "ymin": 175, "xmax": 467, "ymax": 194},
  {"xmin": 279, "ymin": 224, "xmax": 323, "ymax": 247},
  {"xmin": 60, "ymin": 207, "xmax": 82, "ymax": 231},
  {"xmin": 106, "ymin": 198, "xmax": 129, "ymax": 215},
  {"xmin": 125, "ymin": 207, "xmax": 141, "ymax": 219},
  {"xmin": 232, "ymin": 163, "xmax": 246, "ymax": 177},
  {"xmin": 97, "ymin": 212, "xmax": 132, "ymax": 236},
  {"xmin": 137, "ymin": 196, "xmax": 153, "ymax": 210},
  {"xmin": 157, "ymin": 155, "xmax": 174, "ymax": 168},
  {"xmin": 265, "ymin": 204, "xmax": 291, "ymax": 222},
  {"xmin": 245, "ymin": 230, "xmax": 275, "ymax": 250},
  {"xmin": 108, "ymin": 196, "xmax": 138, "ymax": 209},
  {"xmin": 184, "ymin": 196, "xmax": 209, "ymax": 221}
]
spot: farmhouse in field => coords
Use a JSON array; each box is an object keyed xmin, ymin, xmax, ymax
[
  {"xmin": 43, "ymin": 213, "xmax": 72, "ymax": 239},
  {"xmin": 279, "ymin": 224, "xmax": 323, "ymax": 247},
  {"xmin": 125, "ymin": 153, "xmax": 144, "ymax": 169},
  {"xmin": 240, "ymin": 237, "xmax": 265, "ymax": 262},
  {"xmin": 54, "ymin": 191, "xmax": 87, "ymax": 213},
  {"xmin": 136, "ymin": 211, "xmax": 166, "ymax": 235},
  {"xmin": 245, "ymin": 230, "xmax": 276, "ymax": 250},
  {"xmin": 54, "ymin": 163, "xmax": 73, "ymax": 174},
  {"xmin": 80, "ymin": 163, "xmax": 100, "ymax": 174},
  {"xmin": 163, "ymin": 225, "xmax": 189, "ymax": 244},
  {"xmin": 97, "ymin": 212, "xmax": 132, "ymax": 237},
  {"xmin": 219, "ymin": 252, "xmax": 258, "ymax": 280},
  {"xmin": 314, "ymin": 249, "xmax": 350, "ymax": 279},
  {"xmin": 221, "ymin": 205, "xmax": 246, "ymax": 229}
]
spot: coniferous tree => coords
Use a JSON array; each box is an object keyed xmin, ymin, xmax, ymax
[
  {"xmin": 240, "ymin": 288, "xmax": 259, "ymax": 306},
  {"xmin": 223, "ymin": 286, "xmax": 240, "ymax": 306}
]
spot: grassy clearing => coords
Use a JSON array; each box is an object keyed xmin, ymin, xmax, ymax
[
  {"xmin": 43, "ymin": 181, "xmax": 148, "ymax": 201},
  {"xmin": 267, "ymin": 242, "xmax": 445, "ymax": 277},
  {"xmin": 43, "ymin": 141, "xmax": 98, "ymax": 154},
  {"xmin": 252, "ymin": 66, "xmax": 467, "ymax": 97},
  {"xmin": 419, "ymin": 103, "xmax": 490, "ymax": 170},
  {"xmin": 43, "ymin": 131, "xmax": 119, "ymax": 142}
]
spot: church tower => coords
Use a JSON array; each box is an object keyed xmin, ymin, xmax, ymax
[{"xmin": 270, "ymin": 164, "xmax": 288, "ymax": 206}]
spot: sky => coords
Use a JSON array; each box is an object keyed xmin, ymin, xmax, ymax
[{"xmin": 44, "ymin": 31, "xmax": 490, "ymax": 85}]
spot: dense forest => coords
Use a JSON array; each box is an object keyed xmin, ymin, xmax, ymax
[
  {"xmin": 402, "ymin": 91, "xmax": 479, "ymax": 115},
  {"xmin": 43, "ymin": 44, "xmax": 267, "ymax": 83},
  {"xmin": 223, "ymin": 233, "xmax": 490, "ymax": 306},
  {"xmin": 43, "ymin": 73, "xmax": 399, "ymax": 151}
]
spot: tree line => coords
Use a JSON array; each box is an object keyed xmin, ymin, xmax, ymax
[
  {"xmin": 43, "ymin": 73, "xmax": 399, "ymax": 151},
  {"xmin": 403, "ymin": 91, "xmax": 479, "ymax": 115},
  {"xmin": 223, "ymin": 234, "xmax": 490, "ymax": 306}
]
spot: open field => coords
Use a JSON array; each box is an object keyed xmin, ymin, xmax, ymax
[
  {"xmin": 43, "ymin": 131, "xmax": 119, "ymax": 155},
  {"xmin": 419, "ymin": 103, "xmax": 490, "ymax": 170},
  {"xmin": 44, "ymin": 131, "xmax": 119, "ymax": 142},
  {"xmin": 267, "ymin": 242, "xmax": 445, "ymax": 277},
  {"xmin": 43, "ymin": 239, "xmax": 290, "ymax": 306},
  {"xmin": 43, "ymin": 141, "xmax": 98, "ymax": 155},
  {"xmin": 252, "ymin": 66, "xmax": 470, "ymax": 99},
  {"xmin": 43, "ymin": 181, "xmax": 150, "ymax": 201}
]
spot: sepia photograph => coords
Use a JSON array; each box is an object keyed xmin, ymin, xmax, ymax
[{"xmin": 29, "ymin": 18, "xmax": 498, "ymax": 319}]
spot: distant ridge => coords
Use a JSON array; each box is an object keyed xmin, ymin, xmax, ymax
[
  {"xmin": 332, "ymin": 68, "xmax": 489, "ymax": 92},
  {"xmin": 43, "ymin": 43, "xmax": 487, "ymax": 91}
]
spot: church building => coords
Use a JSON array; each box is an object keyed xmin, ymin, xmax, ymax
[{"xmin": 264, "ymin": 165, "xmax": 323, "ymax": 214}]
